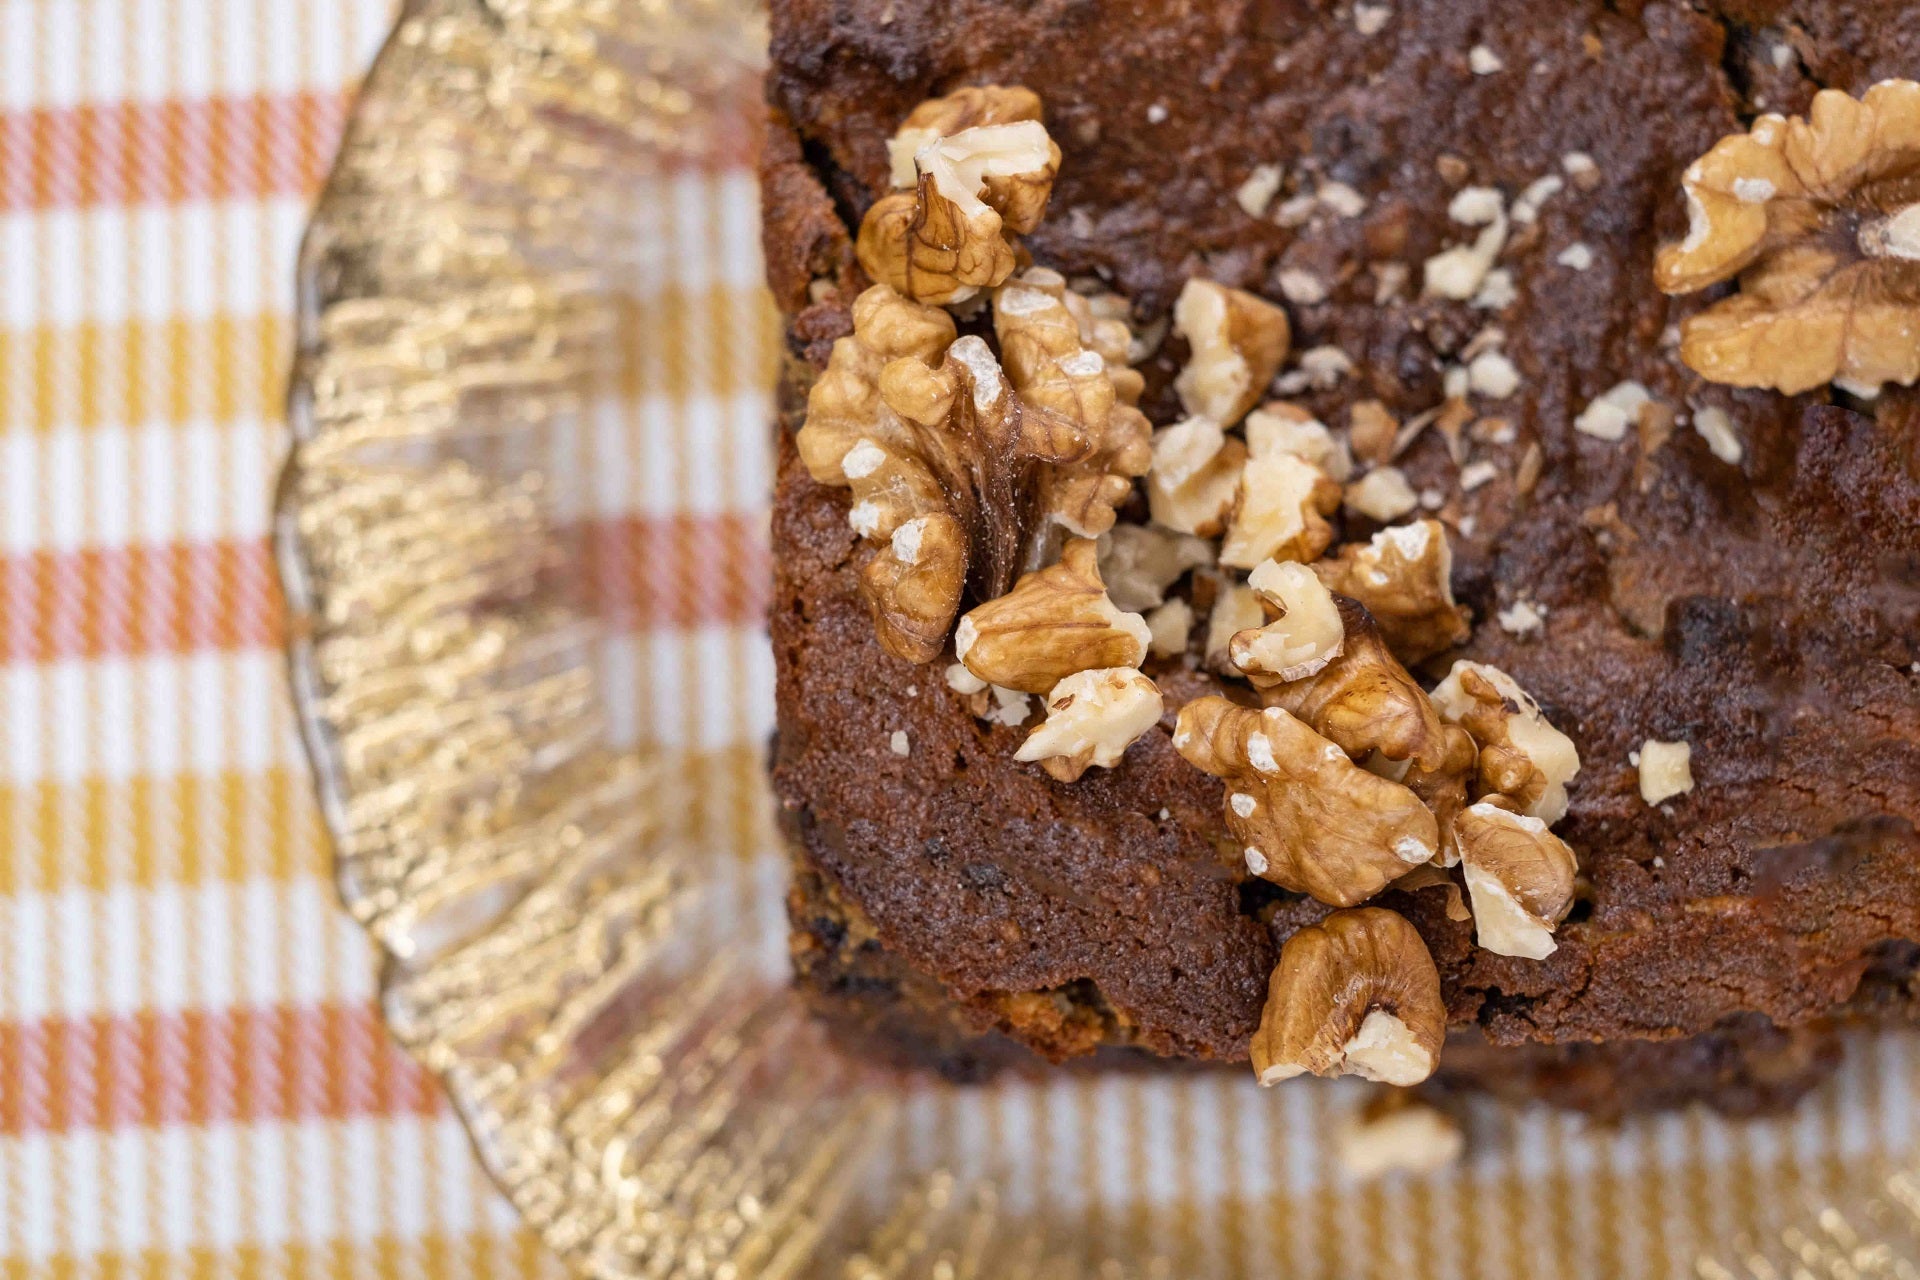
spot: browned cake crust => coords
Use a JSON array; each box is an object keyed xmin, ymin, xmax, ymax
[{"xmin": 764, "ymin": 0, "xmax": 1920, "ymax": 1107}]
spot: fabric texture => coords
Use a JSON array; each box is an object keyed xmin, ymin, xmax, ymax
[{"xmin": 0, "ymin": 2, "xmax": 569, "ymax": 1272}]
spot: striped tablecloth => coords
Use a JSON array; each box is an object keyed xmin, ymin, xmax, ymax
[{"xmin": 1, "ymin": 2, "xmax": 569, "ymax": 1273}]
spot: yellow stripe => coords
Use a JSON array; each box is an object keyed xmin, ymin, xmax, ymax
[
  {"xmin": 0, "ymin": 285, "xmax": 780, "ymax": 437},
  {"xmin": 4, "ymin": 1234, "xmax": 556, "ymax": 1280}
]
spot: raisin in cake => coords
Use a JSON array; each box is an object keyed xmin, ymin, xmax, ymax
[{"xmin": 761, "ymin": 0, "xmax": 1920, "ymax": 1113}]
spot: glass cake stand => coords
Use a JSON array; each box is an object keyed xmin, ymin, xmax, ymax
[{"xmin": 276, "ymin": 0, "xmax": 1920, "ymax": 1274}]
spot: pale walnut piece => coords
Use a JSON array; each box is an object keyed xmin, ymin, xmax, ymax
[
  {"xmin": 1456, "ymin": 802, "xmax": 1579, "ymax": 960},
  {"xmin": 1251, "ymin": 907, "xmax": 1446, "ymax": 1087},
  {"xmin": 886, "ymin": 85, "xmax": 1044, "ymax": 189},
  {"xmin": 1098, "ymin": 523, "xmax": 1213, "ymax": 612},
  {"xmin": 1015, "ymin": 667, "xmax": 1164, "ymax": 782},
  {"xmin": 1219, "ymin": 451, "xmax": 1342, "ymax": 570},
  {"xmin": 1431, "ymin": 661, "xmax": 1583, "ymax": 824},
  {"xmin": 1229, "ymin": 558, "xmax": 1345, "ymax": 683},
  {"xmin": 1172, "ymin": 279, "xmax": 1292, "ymax": 424},
  {"xmin": 1638, "ymin": 738, "xmax": 1695, "ymax": 805},
  {"xmin": 1335, "ymin": 1098, "xmax": 1465, "ymax": 1180},
  {"xmin": 858, "ymin": 116, "xmax": 1062, "ymax": 306},
  {"xmin": 1260, "ymin": 598, "xmax": 1454, "ymax": 776},
  {"xmin": 1245, "ymin": 401, "xmax": 1354, "ymax": 481},
  {"xmin": 1146, "ymin": 418, "xmax": 1248, "ymax": 537},
  {"xmin": 955, "ymin": 538, "xmax": 1150, "ymax": 694},
  {"xmin": 1654, "ymin": 80, "xmax": 1920, "ymax": 394},
  {"xmin": 1173, "ymin": 698, "xmax": 1440, "ymax": 907},
  {"xmin": 993, "ymin": 271, "xmax": 1153, "ymax": 537},
  {"xmin": 1313, "ymin": 520, "xmax": 1471, "ymax": 664}
]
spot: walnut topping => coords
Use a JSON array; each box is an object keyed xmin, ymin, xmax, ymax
[
  {"xmin": 1172, "ymin": 279, "xmax": 1293, "ymax": 423},
  {"xmin": 1312, "ymin": 520, "xmax": 1471, "ymax": 664},
  {"xmin": 993, "ymin": 270, "xmax": 1153, "ymax": 536},
  {"xmin": 955, "ymin": 538, "xmax": 1149, "ymax": 693},
  {"xmin": 1251, "ymin": 907, "xmax": 1445, "ymax": 1086},
  {"xmin": 1098, "ymin": 524, "xmax": 1214, "ymax": 612},
  {"xmin": 1405, "ymin": 723, "xmax": 1478, "ymax": 867},
  {"xmin": 1230, "ymin": 559, "xmax": 1346, "ymax": 682},
  {"xmin": 1203, "ymin": 577, "xmax": 1267, "ymax": 672},
  {"xmin": 1146, "ymin": 418, "xmax": 1248, "ymax": 537},
  {"xmin": 1176, "ymin": 699, "xmax": 1440, "ymax": 908},
  {"xmin": 1246, "ymin": 402, "xmax": 1354, "ymax": 481},
  {"xmin": 1655, "ymin": 80, "xmax": 1920, "ymax": 393},
  {"xmin": 1431, "ymin": 661, "xmax": 1583, "ymax": 824},
  {"xmin": 1344, "ymin": 465, "xmax": 1420, "ymax": 523},
  {"xmin": 1146, "ymin": 598, "xmax": 1194, "ymax": 657},
  {"xmin": 1015, "ymin": 667, "xmax": 1163, "ymax": 781},
  {"xmin": 859, "ymin": 112, "xmax": 1062, "ymax": 306},
  {"xmin": 1637, "ymin": 738, "xmax": 1695, "ymax": 804},
  {"xmin": 886, "ymin": 85, "xmax": 1044, "ymax": 188},
  {"xmin": 1573, "ymin": 380, "xmax": 1654, "ymax": 442},
  {"xmin": 1456, "ymin": 802, "xmax": 1578, "ymax": 959},
  {"xmin": 1220, "ymin": 452, "xmax": 1342, "ymax": 569},
  {"xmin": 1336, "ymin": 1097, "xmax": 1466, "ymax": 1180},
  {"xmin": 1424, "ymin": 186, "xmax": 1510, "ymax": 301},
  {"xmin": 1260, "ymin": 597, "xmax": 1453, "ymax": 775}
]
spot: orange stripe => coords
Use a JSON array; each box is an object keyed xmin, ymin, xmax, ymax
[
  {"xmin": 0, "ymin": 1001, "xmax": 440, "ymax": 1136},
  {"xmin": 0, "ymin": 92, "xmax": 348, "ymax": 214},
  {"xmin": 0, "ymin": 516, "xmax": 767, "ymax": 663}
]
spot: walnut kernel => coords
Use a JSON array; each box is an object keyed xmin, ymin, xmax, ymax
[
  {"xmin": 955, "ymin": 538, "xmax": 1149, "ymax": 693},
  {"xmin": 1312, "ymin": 520, "xmax": 1471, "ymax": 663},
  {"xmin": 1456, "ymin": 802, "xmax": 1579, "ymax": 959},
  {"xmin": 1431, "ymin": 661, "xmax": 1582, "ymax": 823},
  {"xmin": 1172, "ymin": 279, "xmax": 1292, "ymax": 423},
  {"xmin": 1015, "ymin": 667, "xmax": 1164, "ymax": 781}
]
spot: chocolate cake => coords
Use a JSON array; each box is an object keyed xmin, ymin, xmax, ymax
[{"xmin": 762, "ymin": 0, "xmax": 1920, "ymax": 1113}]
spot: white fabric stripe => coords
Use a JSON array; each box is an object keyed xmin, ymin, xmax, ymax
[
  {"xmin": 0, "ymin": 421, "xmax": 271, "ymax": 552},
  {"xmin": 0, "ymin": 877, "xmax": 377, "ymax": 1021},
  {"xmin": 3, "ymin": 652, "xmax": 297, "ymax": 784},
  {"xmin": 0, "ymin": 200, "xmax": 308, "ymax": 330},
  {"xmin": 596, "ymin": 625, "xmax": 775, "ymax": 753},
  {"xmin": 582, "ymin": 391, "xmax": 773, "ymax": 523},
  {"xmin": 0, "ymin": 1115, "xmax": 521, "ymax": 1261}
]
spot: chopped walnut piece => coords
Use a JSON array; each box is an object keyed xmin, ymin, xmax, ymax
[
  {"xmin": 1220, "ymin": 452, "xmax": 1342, "ymax": 569},
  {"xmin": 1424, "ymin": 186, "xmax": 1510, "ymax": 300},
  {"xmin": 1638, "ymin": 738, "xmax": 1695, "ymax": 804},
  {"xmin": 993, "ymin": 271, "xmax": 1153, "ymax": 536},
  {"xmin": 955, "ymin": 538, "xmax": 1150, "ymax": 694},
  {"xmin": 1260, "ymin": 598, "xmax": 1454, "ymax": 775},
  {"xmin": 1348, "ymin": 400, "xmax": 1401, "ymax": 467},
  {"xmin": 1203, "ymin": 578, "xmax": 1267, "ymax": 672},
  {"xmin": 1456, "ymin": 802, "xmax": 1579, "ymax": 959},
  {"xmin": 1336, "ymin": 1097, "xmax": 1466, "ymax": 1180},
  {"xmin": 1655, "ymin": 81, "xmax": 1920, "ymax": 393},
  {"xmin": 1015, "ymin": 667, "xmax": 1164, "ymax": 781},
  {"xmin": 859, "ymin": 116, "xmax": 1062, "ymax": 306},
  {"xmin": 1431, "ymin": 661, "xmax": 1583, "ymax": 824},
  {"xmin": 1252, "ymin": 907, "xmax": 1446, "ymax": 1086},
  {"xmin": 1312, "ymin": 520, "xmax": 1471, "ymax": 664},
  {"xmin": 1146, "ymin": 598, "xmax": 1194, "ymax": 658},
  {"xmin": 1172, "ymin": 279, "xmax": 1293, "ymax": 423},
  {"xmin": 1146, "ymin": 418, "xmax": 1248, "ymax": 537},
  {"xmin": 886, "ymin": 85, "xmax": 1044, "ymax": 188},
  {"xmin": 1174, "ymin": 700, "xmax": 1441, "ymax": 907},
  {"xmin": 1345, "ymin": 466, "xmax": 1420, "ymax": 522},
  {"xmin": 1098, "ymin": 524, "xmax": 1214, "ymax": 612},
  {"xmin": 1245, "ymin": 401, "xmax": 1355, "ymax": 481},
  {"xmin": 1574, "ymin": 380, "xmax": 1654, "ymax": 442},
  {"xmin": 1230, "ymin": 559, "xmax": 1346, "ymax": 683},
  {"xmin": 1692, "ymin": 405, "xmax": 1744, "ymax": 464}
]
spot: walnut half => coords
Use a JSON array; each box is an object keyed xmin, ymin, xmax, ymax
[
  {"xmin": 955, "ymin": 538, "xmax": 1149, "ymax": 694},
  {"xmin": 1015, "ymin": 667, "xmax": 1163, "ymax": 782},
  {"xmin": 1655, "ymin": 80, "xmax": 1920, "ymax": 394},
  {"xmin": 1456, "ymin": 801, "xmax": 1578, "ymax": 959},
  {"xmin": 1173, "ymin": 698, "xmax": 1439, "ymax": 907},
  {"xmin": 1172, "ymin": 278, "xmax": 1292, "ymax": 424},
  {"xmin": 1252, "ymin": 907, "xmax": 1446, "ymax": 1087},
  {"xmin": 1313, "ymin": 520, "xmax": 1471, "ymax": 664},
  {"xmin": 860, "ymin": 104, "xmax": 1062, "ymax": 306}
]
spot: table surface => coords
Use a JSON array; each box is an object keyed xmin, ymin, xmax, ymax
[{"xmin": 1, "ymin": 2, "xmax": 565, "ymax": 1273}]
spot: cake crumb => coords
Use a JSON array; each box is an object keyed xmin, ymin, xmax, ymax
[
  {"xmin": 1236, "ymin": 163, "xmax": 1285, "ymax": 218},
  {"xmin": 1354, "ymin": 3, "xmax": 1392, "ymax": 35},
  {"xmin": 1692, "ymin": 406, "xmax": 1744, "ymax": 464},
  {"xmin": 1638, "ymin": 739, "xmax": 1694, "ymax": 805},
  {"xmin": 1146, "ymin": 103, "xmax": 1168, "ymax": 124},
  {"xmin": 1469, "ymin": 44, "xmax": 1505, "ymax": 75},
  {"xmin": 1556, "ymin": 242, "xmax": 1595, "ymax": 271},
  {"xmin": 1496, "ymin": 599, "xmax": 1546, "ymax": 634},
  {"xmin": 889, "ymin": 730, "xmax": 911, "ymax": 757}
]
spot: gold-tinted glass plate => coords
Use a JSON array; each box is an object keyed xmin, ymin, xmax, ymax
[{"xmin": 278, "ymin": 1, "xmax": 1920, "ymax": 1275}]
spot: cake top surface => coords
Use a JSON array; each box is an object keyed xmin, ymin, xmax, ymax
[{"xmin": 764, "ymin": 0, "xmax": 1920, "ymax": 1065}]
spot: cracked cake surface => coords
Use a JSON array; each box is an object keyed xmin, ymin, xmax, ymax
[{"xmin": 763, "ymin": 0, "xmax": 1920, "ymax": 1108}]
